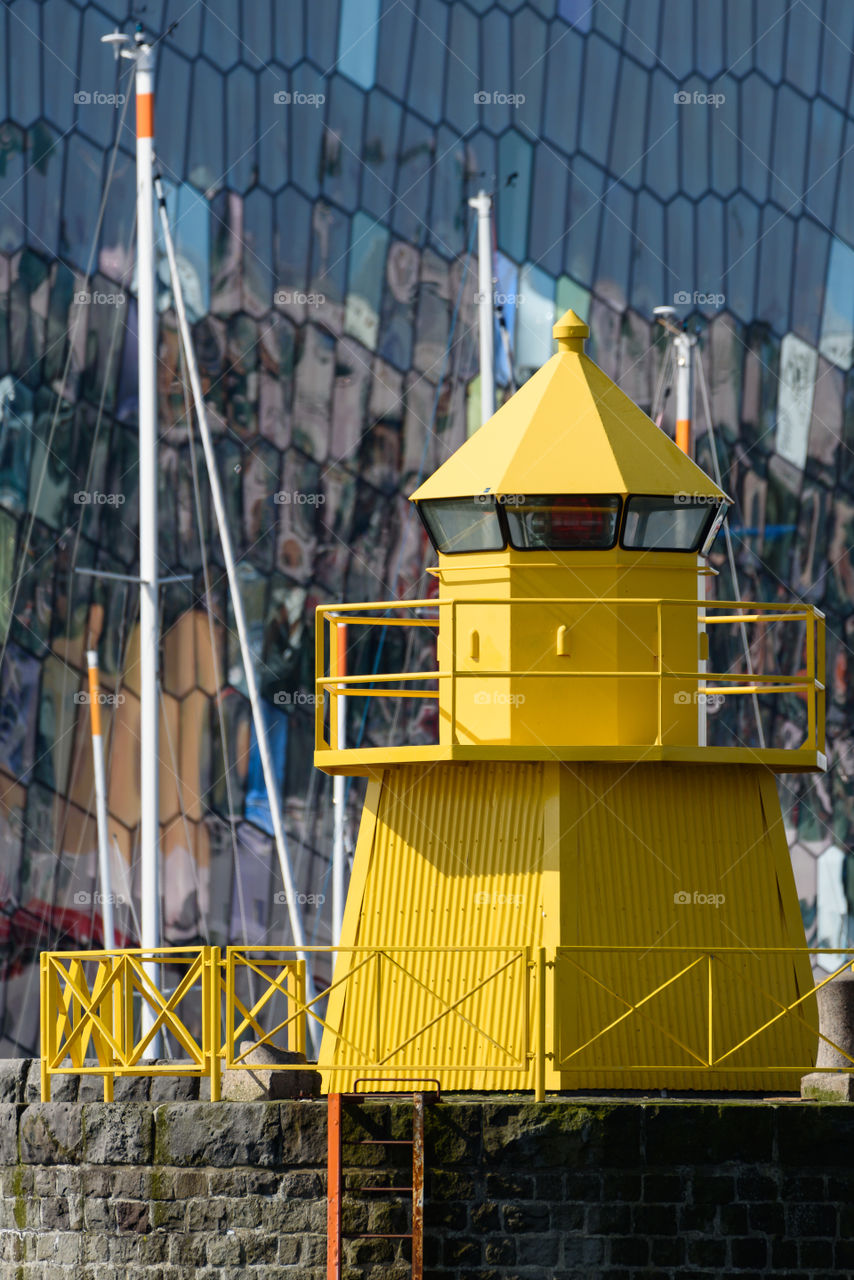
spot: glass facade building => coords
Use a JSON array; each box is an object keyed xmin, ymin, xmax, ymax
[{"xmin": 0, "ymin": 0, "xmax": 852, "ymax": 1053}]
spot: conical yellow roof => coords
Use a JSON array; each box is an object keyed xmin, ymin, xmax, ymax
[{"xmin": 411, "ymin": 311, "xmax": 729, "ymax": 503}]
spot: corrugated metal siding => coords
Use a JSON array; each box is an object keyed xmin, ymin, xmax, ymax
[
  {"xmin": 556, "ymin": 763, "xmax": 816, "ymax": 1090},
  {"xmin": 322, "ymin": 761, "xmax": 815, "ymax": 1093},
  {"xmin": 324, "ymin": 761, "xmax": 547, "ymax": 1091}
]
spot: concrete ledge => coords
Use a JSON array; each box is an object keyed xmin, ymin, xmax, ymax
[{"xmin": 801, "ymin": 1071, "xmax": 854, "ymax": 1102}]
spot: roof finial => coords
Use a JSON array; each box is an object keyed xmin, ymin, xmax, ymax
[{"xmin": 553, "ymin": 308, "xmax": 589, "ymax": 353}]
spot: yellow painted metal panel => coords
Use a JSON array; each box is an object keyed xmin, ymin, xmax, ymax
[
  {"xmin": 321, "ymin": 762, "xmax": 551, "ymax": 1092},
  {"xmin": 410, "ymin": 333, "xmax": 728, "ymax": 503},
  {"xmin": 320, "ymin": 761, "xmax": 815, "ymax": 1093},
  {"xmin": 554, "ymin": 763, "xmax": 816, "ymax": 1090}
]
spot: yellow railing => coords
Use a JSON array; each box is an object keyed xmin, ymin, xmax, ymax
[
  {"xmin": 40, "ymin": 947, "xmax": 220, "ymax": 1102},
  {"xmin": 40, "ymin": 945, "xmax": 851, "ymax": 1101},
  {"xmin": 314, "ymin": 597, "xmax": 825, "ymax": 761},
  {"xmin": 225, "ymin": 944, "xmax": 531, "ymax": 1077},
  {"xmin": 553, "ymin": 947, "xmax": 853, "ymax": 1074},
  {"xmin": 41, "ymin": 945, "xmax": 535, "ymax": 1101}
]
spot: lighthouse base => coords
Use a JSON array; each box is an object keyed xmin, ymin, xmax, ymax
[{"xmin": 320, "ymin": 762, "xmax": 817, "ymax": 1092}]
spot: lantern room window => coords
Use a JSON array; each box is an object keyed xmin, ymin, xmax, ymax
[
  {"xmin": 621, "ymin": 496, "xmax": 717, "ymax": 551},
  {"xmin": 505, "ymin": 494, "xmax": 622, "ymax": 550},
  {"xmin": 418, "ymin": 496, "xmax": 505, "ymax": 554}
]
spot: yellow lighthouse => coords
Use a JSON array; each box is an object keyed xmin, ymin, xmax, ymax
[{"xmin": 314, "ymin": 311, "xmax": 825, "ymax": 1093}]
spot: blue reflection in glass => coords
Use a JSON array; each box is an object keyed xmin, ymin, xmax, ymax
[
  {"xmin": 42, "ymin": 0, "xmax": 79, "ymax": 131},
  {"xmin": 725, "ymin": 194, "xmax": 759, "ymax": 323},
  {"xmin": 558, "ymin": 0, "xmax": 592, "ymax": 31},
  {"xmin": 188, "ymin": 59, "xmax": 225, "ymax": 194},
  {"xmin": 756, "ymin": 207, "xmax": 794, "ymax": 337},
  {"xmin": 515, "ymin": 264, "xmax": 555, "ymax": 377},
  {"xmin": 497, "ymin": 131, "xmax": 533, "ymax": 264},
  {"xmin": 340, "ymin": 0, "xmax": 381, "ymax": 88},
  {"xmin": 806, "ymin": 101, "xmax": 844, "ymax": 228},
  {"xmin": 445, "ymin": 4, "xmax": 479, "ymax": 134},
  {"xmin": 157, "ymin": 182, "xmax": 211, "ymax": 321},
  {"xmin": 156, "ymin": 47, "xmax": 192, "ymax": 183},
  {"xmin": 493, "ymin": 254, "xmax": 519, "ymax": 387},
  {"xmin": 0, "ymin": 378, "xmax": 32, "ymax": 516},
  {"xmin": 346, "ymin": 212, "xmax": 389, "ymax": 351},
  {"xmin": 9, "ymin": 0, "xmax": 41, "ymax": 129},
  {"xmin": 819, "ymin": 239, "xmax": 854, "ymax": 370}
]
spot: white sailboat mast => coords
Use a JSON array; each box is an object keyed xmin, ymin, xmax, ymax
[{"xmin": 103, "ymin": 26, "xmax": 161, "ymax": 1056}]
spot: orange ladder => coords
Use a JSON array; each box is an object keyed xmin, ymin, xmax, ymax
[{"xmin": 327, "ymin": 1080, "xmax": 440, "ymax": 1279}]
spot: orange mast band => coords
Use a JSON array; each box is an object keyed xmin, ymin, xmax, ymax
[
  {"xmin": 86, "ymin": 662, "xmax": 102, "ymax": 737},
  {"xmin": 136, "ymin": 92, "xmax": 154, "ymax": 139},
  {"xmin": 676, "ymin": 418, "xmax": 691, "ymax": 456}
]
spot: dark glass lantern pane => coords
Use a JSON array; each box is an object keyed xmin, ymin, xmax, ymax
[
  {"xmin": 622, "ymin": 496, "xmax": 715, "ymax": 551},
  {"xmin": 418, "ymin": 497, "xmax": 505, "ymax": 554},
  {"xmin": 505, "ymin": 494, "xmax": 621, "ymax": 550}
]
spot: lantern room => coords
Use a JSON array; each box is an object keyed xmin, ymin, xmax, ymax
[{"xmin": 408, "ymin": 309, "xmax": 730, "ymax": 754}]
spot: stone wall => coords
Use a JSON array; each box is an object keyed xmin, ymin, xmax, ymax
[{"xmin": 1, "ymin": 1071, "xmax": 853, "ymax": 1279}]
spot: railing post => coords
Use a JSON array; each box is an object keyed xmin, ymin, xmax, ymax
[
  {"xmin": 123, "ymin": 954, "xmax": 134, "ymax": 1064},
  {"xmin": 315, "ymin": 608, "xmax": 326, "ymax": 749},
  {"xmin": 207, "ymin": 946, "xmax": 222, "ymax": 1101},
  {"xmin": 329, "ymin": 614, "xmax": 339, "ymax": 753},
  {"xmin": 375, "ymin": 951, "xmax": 382, "ymax": 1064},
  {"xmin": 113, "ymin": 952, "xmax": 123, "ymax": 1060},
  {"xmin": 450, "ymin": 599, "xmax": 457, "ymax": 745},
  {"xmin": 816, "ymin": 610, "xmax": 826, "ymax": 754},
  {"xmin": 656, "ymin": 601, "xmax": 663, "ymax": 745},
  {"xmin": 707, "ymin": 952, "xmax": 714, "ymax": 1068},
  {"xmin": 292, "ymin": 959, "xmax": 307, "ymax": 1057},
  {"xmin": 534, "ymin": 947, "xmax": 546, "ymax": 1102},
  {"xmin": 223, "ymin": 948, "xmax": 233, "ymax": 1069},
  {"xmin": 40, "ymin": 952, "xmax": 50, "ymax": 1102},
  {"xmin": 805, "ymin": 612, "xmax": 816, "ymax": 751},
  {"xmin": 99, "ymin": 960, "xmax": 114, "ymax": 1102}
]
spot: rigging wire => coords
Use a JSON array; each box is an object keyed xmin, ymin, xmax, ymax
[
  {"xmin": 651, "ymin": 338, "xmax": 674, "ymax": 425},
  {"xmin": 178, "ymin": 337, "xmax": 254, "ymax": 966}
]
